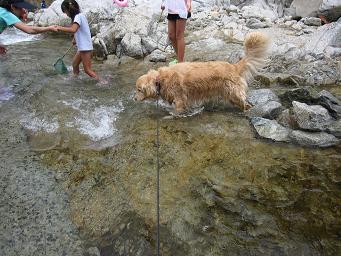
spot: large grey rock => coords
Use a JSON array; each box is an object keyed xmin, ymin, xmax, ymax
[
  {"xmin": 277, "ymin": 109, "xmax": 299, "ymax": 128},
  {"xmin": 247, "ymin": 101, "xmax": 283, "ymax": 119},
  {"xmin": 302, "ymin": 17, "xmax": 322, "ymax": 26},
  {"xmin": 255, "ymin": 72, "xmax": 304, "ymax": 87},
  {"xmin": 278, "ymin": 87, "xmax": 317, "ymax": 107},
  {"xmin": 147, "ymin": 49, "xmax": 167, "ymax": 62},
  {"xmin": 92, "ymin": 23, "xmax": 118, "ymax": 57},
  {"xmin": 272, "ymin": 42, "xmax": 297, "ymax": 56},
  {"xmin": 241, "ymin": 5, "xmax": 278, "ymax": 21},
  {"xmin": 319, "ymin": 0, "xmax": 341, "ymax": 22},
  {"xmin": 93, "ymin": 37, "xmax": 109, "ymax": 60},
  {"xmin": 233, "ymin": 0, "xmax": 294, "ymax": 17},
  {"xmin": 327, "ymin": 119, "xmax": 341, "ymax": 137},
  {"xmin": 291, "ymin": 0, "xmax": 323, "ymax": 17},
  {"xmin": 304, "ymin": 20, "xmax": 341, "ymax": 55},
  {"xmin": 325, "ymin": 45, "xmax": 341, "ymax": 57},
  {"xmin": 251, "ymin": 117, "xmax": 291, "ymax": 142},
  {"xmin": 35, "ymin": 0, "xmax": 113, "ymax": 26},
  {"xmin": 246, "ymin": 18, "xmax": 270, "ymax": 28},
  {"xmin": 92, "ymin": 7, "xmax": 152, "ymax": 57},
  {"xmin": 292, "ymin": 101, "xmax": 334, "ymax": 131},
  {"xmin": 290, "ymin": 130, "xmax": 339, "ymax": 147},
  {"xmin": 247, "ymin": 89, "xmax": 279, "ymax": 106},
  {"xmin": 141, "ymin": 37, "xmax": 158, "ymax": 54},
  {"xmin": 121, "ymin": 33, "xmax": 144, "ymax": 58},
  {"xmin": 314, "ymin": 90, "xmax": 341, "ymax": 118}
]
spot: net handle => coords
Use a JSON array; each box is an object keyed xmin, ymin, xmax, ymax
[{"xmin": 61, "ymin": 44, "xmax": 74, "ymax": 59}]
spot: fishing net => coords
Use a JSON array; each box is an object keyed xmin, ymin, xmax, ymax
[{"xmin": 53, "ymin": 58, "xmax": 68, "ymax": 74}]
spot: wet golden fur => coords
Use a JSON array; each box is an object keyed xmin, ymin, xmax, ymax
[{"xmin": 135, "ymin": 32, "xmax": 270, "ymax": 113}]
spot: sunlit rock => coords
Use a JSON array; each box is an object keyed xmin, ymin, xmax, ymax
[{"xmin": 292, "ymin": 101, "xmax": 334, "ymax": 131}]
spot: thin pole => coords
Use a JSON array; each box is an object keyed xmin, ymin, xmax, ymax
[{"xmin": 156, "ymin": 95, "xmax": 161, "ymax": 256}]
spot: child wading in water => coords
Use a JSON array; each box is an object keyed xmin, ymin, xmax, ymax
[{"xmin": 54, "ymin": 0, "xmax": 99, "ymax": 80}]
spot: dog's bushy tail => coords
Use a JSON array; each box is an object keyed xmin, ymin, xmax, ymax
[{"xmin": 237, "ymin": 32, "xmax": 270, "ymax": 81}]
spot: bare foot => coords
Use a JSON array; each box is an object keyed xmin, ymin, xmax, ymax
[{"xmin": 96, "ymin": 78, "xmax": 109, "ymax": 87}]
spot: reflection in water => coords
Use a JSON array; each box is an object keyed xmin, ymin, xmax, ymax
[
  {"xmin": 0, "ymin": 86, "xmax": 15, "ymax": 102},
  {"xmin": 0, "ymin": 36, "xmax": 340, "ymax": 256}
]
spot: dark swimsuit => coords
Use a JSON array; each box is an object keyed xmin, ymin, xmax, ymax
[{"xmin": 167, "ymin": 12, "xmax": 191, "ymax": 20}]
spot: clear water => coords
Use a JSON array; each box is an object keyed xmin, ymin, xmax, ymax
[{"xmin": 0, "ymin": 34, "xmax": 340, "ymax": 256}]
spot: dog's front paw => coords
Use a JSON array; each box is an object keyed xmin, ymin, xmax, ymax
[
  {"xmin": 162, "ymin": 115, "xmax": 175, "ymax": 120},
  {"xmin": 244, "ymin": 103, "xmax": 253, "ymax": 110}
]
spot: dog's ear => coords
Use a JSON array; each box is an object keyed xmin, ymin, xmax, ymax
[
  {"xmin": 147, "ymin": 69, "xmax": 159, "ymax": 82},
  {"xmin": 143, "ymin": 70, "xmax": 159, "ymax": 98}
]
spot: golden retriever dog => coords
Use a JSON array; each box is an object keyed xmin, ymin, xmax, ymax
[{"xmin": 135, "ymin": 32, "xmax": 269, "ymax": 113}]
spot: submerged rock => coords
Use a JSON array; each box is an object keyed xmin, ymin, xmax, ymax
[
  {"xmin": 250, "ymin": 117, "xmax": 291, "ymax": 142},
  {"xmin": 246, "ymin": 101, "xmax": 283, "ymax": 119},
  {"xmin": 86, "ymin": 247, "xmax": 100, "ymax": 256},
  {"xmin": 290, "ymin": 130, "xmax": 339, "ymax": 147}
]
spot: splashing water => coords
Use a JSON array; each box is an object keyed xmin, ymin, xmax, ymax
[{"xmin": 0, "ymin": 28, "xmax": 41, "ymax": 45}]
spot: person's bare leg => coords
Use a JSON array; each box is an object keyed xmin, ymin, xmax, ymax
[
  {"xmin": 72, "ymin": 51, "xmax": 82, "ymax": 76},
  {"xmin": 80, "ymin": 51, "xmax": 99, "ymax": 80},
  {"xmin": 176, "ymin": 19, "xmax": 187, "ymax": 62},
  {"xmin": 168, "ymin": 20, "xmax": 177, "ymax": 57}
]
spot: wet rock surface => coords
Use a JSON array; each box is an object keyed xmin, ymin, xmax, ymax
[{"xmin": 0, "ymin": 115, "xmax": 85, "ymax": 255}]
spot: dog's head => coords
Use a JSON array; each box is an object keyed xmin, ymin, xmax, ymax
[{"xmin": 134, "ymin": 69, "xmax": 159, "ymax": 101}]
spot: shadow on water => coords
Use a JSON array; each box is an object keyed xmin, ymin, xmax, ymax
[{"xmin": 1, "ymin": 36, "xmax": 341, "ymax": 256}]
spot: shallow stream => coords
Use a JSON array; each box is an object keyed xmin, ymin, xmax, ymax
[{"xmin": 0, "ymin": 30, "xmax": 340, "ymax": 256}]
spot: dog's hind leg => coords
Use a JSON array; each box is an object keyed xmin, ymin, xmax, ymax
[
  {"xmin": 230, "ymin": 92, "xmax": 251, "ymax": 110},
  {"xmin": 223, "ymin": 86, "xmax": 251, "ymax": 111}
]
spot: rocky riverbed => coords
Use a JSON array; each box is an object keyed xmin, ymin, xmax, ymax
[{"xmin": 1, "ymin": 0, "xmax": 341, "ymax": 255}]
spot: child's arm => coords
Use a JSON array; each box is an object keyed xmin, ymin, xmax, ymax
[
  {"xmin": 14, "ymin": 22, "xmax": 57, "ymax": 34},
  {"xmin": 56, "ymin": 23, "xmax": 80, "ymax": 33}
]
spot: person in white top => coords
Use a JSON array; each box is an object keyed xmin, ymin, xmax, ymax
[
  {"xmin": 54, "ymin": 0, "xmax": 99, "ymax": 80},
  {"xmin": 161, "ymin": 0, "xmax": 192, "ymax": 64}
]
